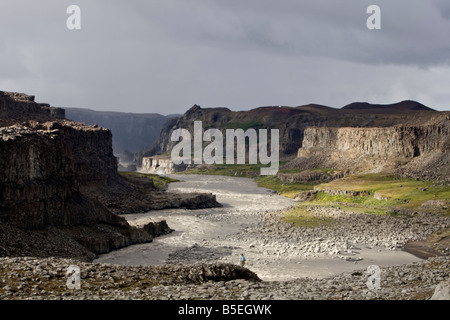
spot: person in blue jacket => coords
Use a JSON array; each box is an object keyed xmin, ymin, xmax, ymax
[{"xmin": 239, "ymin": 253, "xmax": 246, "ymax": 267}]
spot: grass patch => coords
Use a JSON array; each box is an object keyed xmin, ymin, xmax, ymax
[
  {"xmin": 281, "ymin": 205, "xmax": 334, "ymax": 228},
  {"xmin": 256, "ymin": 175, "xmax": 315, "ymax": 198},
  {"xmin": 315, "ymin": 173, "xmax": 450, "ymax": 213},
  {"xmin": 119, "ymin": 171, "xmax": 179, "ymax": 190},
  {"xmin": 277, "ymin": 167, "xmax": 337, "ymax": 175},
  {"xmin": 180, "ymin": 162, "xmax": 290, "ymax": 178},
  {"xmin": 182, "ymin": 163, "xmax": 264, "ymax": 177},
  {"xmin": 313, "ymin": 192, "xmax": 406, "ymax": 208}
]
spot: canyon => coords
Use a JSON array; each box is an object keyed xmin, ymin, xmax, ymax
[
  {"xmin": 1, "ymin": 91, "xmax": 448, "ymax": 301},
  {"xmin": 292, "ymin": 118, "xmax": 450, "ymax": 182},
  {"xmin": 136, "ymin": 102, "xmax": 449, "ymax": 182},
  {"xmin": 136, "ymin": 101, "xmax": 441, "ymax": 162},
  {"xmin": 0, "ymin": 91, "xmax": 220, "ymax": 262},
  {"xmin": 64, "ymin": 107, "xmax": 179, "ymax": 155}
]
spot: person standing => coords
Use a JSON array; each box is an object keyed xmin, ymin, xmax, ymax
[{"xmin": 239, "ymin": 253, "xmax": 246, "ymax": 267}]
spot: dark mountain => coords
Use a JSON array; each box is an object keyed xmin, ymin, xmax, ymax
[
  {"xmin": 136, "ymin": 101, "xmax": 443, "ymax": 163},
  {"xmin": 342, "ymin": 100, "xmax": 435, "ymax": 113},
  {"xmin": 65, "ymin": 108, "xmax": 180, "ymax": 155}
]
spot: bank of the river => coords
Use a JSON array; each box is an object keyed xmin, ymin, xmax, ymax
[
  {"xmin": 2, "ymin": 174, "xmax": 449, "ymax": 300},
  {"xmin": 93, "ymin": 175, "xmax": 448, "ymax": 282}
]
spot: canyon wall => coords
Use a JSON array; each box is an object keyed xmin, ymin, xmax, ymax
[
  {"xmin": 137, "ymin": 102, "xmax": 441, "ymax": 164},
  {"xmin": 0, "ymin": 91, "xmax": 65, "ymax": 125},
  {"xmin": 65, "ymin": 107, "xmax": 179, "ymax": 154},
  {"xmin": 141, "ymin": 156, "xmax": 188, "ymax": 174},
  {"xmin": 298, "ymin": 125, "xmax": 449, "ymax": 160},
  {"xmin": 0, "ymin": 122, "xmax": 121, "ymax": 230},
  {"xmin": 0, "ymin": 91, "xmax": 219, "ymax": 261},
  {"xmin": 295, "ymin": 117, "xmax": 450, "ymax": 181}
]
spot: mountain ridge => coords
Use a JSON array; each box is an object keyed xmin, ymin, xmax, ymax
[{"xmin": 136, "ymin": 100, "xmax": 446, "ymax": 162}]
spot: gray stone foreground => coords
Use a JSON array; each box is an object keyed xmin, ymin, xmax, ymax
[{"xmin": 0, "ymin": 255, "xmax": 448, "ymax": 300}]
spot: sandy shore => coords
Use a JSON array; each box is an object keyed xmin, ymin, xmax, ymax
[{"xmin": 92, "ymin": 174, "xmax": 434, "ymax": 281}]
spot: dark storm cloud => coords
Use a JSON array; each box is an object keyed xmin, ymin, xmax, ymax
[
  {"xmin": 0, "ymin": 0, "xmax": 449, "ymax": 112},
  {"xmin": 181, "ymin": 0, "xmax": 450, "ymax": 67}
]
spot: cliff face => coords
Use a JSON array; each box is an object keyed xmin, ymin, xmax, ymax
[
  {"xmin": 137, "ymin": 101, "xmax": 442, "ymax": 164},
  {"xmin": 65, "ymin": 107, "xmax": 179, "ymax": 154},
  {"xmin": 299, "ymin": 125, "xmax": 449, "ymax": 160},
  {"xmin": 0, "ymin": 91, "xmax": 65, "ymax": 126},
  {"xmin": 294, "ymin": 115, "xmax": 450, "ymax": 181},
  {"xmin": 0, "ymin": 122, "xmax": 121, "ymax": 229},
  {"xmin": 0, "ymin": 91, "xmax": 219, "ymax": 261},
  {"xmin": 141, "ymin": 156, "xmax": 188, "ymax": 174}
]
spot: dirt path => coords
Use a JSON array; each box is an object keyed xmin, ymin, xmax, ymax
[{"xmin": 93, "ymin": 174, "xmax": 422, "ymax": 281}]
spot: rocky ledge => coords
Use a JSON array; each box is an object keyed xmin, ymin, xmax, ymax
[
  {"xmin": 0, "ymin": 219, "xmax": 173, "ymax": 262},
  {"xmin": 0, "ymin": 90, "xmax": 220, "ymax": 262}
]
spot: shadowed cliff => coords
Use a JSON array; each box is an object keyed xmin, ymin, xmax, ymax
[
  {"xmin": 0, "ymin": 91, "xmax": 220, "ymax": 261},
  {"xmin": 137, "ymin": 101, "xmax": 441, "ymax": 164}
]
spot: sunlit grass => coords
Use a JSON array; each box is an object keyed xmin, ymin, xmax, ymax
[
  {"xmin": 281, "ymin": 205, "xmax": 334, "ymax": 227},
  {"xmin": 315, "ymin": 173, "xmax": 450, "ymax": 213},
  {"xmin": 179, "ymin": 165, "xmax": 450, "ymax": 214},
  {"xmin": 255, "ymin": 175, "xmax": 315, "ymax": 198}
]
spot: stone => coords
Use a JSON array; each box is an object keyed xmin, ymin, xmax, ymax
[{"xmin": 430, "ymin": 280, "xmax": 450, "ymax": 300}]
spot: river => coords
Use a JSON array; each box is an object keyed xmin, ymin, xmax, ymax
[{"xmin": 93, "ymin": 174, "xmax": 421, "ymax": 281}]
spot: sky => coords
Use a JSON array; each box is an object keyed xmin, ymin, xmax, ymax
[{"xmin": 1, "ymin": 0, "xmax": 450, "ymax": 114}]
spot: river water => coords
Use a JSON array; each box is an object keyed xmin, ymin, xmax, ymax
[{"xmin": 93, "ymin": 174, "xmax": 421, "ymax": 281}]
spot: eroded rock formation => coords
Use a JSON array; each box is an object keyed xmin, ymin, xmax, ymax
[
  {"xmin": 136, "ymin": 101, "xmax": 442, "ymax": 164},
  {"xmin": 0, "ymin": 90, "xmax": 219, "ymax": 261},
  {"xmin": 298, "ymin": 125, "xmax": 448, "ymax": 160},
  {"xmin": 293, "ymin": 114, "xmax": 450, "ymax": 181},
  {"xmin": 64, "ymin": 107, "xmax": 179, "ymax": 154},
  {"xmin": 141, "ymin": 156, "xmax": 188, "ymax": 174}
]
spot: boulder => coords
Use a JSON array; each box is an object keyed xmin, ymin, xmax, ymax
[{"xmin": 430, "ymin": 280, "xmax": 450, "ymax": 300}]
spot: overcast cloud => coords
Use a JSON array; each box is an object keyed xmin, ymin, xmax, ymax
[{"xmin": 0, "ymin": 0, "xmax": 449, "ymax": 114}]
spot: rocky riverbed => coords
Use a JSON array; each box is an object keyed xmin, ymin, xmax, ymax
[
  {"xmin": 1, "ymin": 174, "xmax": 449, "ymax": 300},
  {"xmin": 0, "ymin": 255, "xmax": 448, "ymax": 300},
  {"xmin": 95, "ymin": 175, "xmax": 449, "ymax": 281}
]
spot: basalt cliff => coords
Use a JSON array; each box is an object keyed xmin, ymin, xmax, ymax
[
  {"xmin": 64, "ymin": 107, "xmax": 180, "ymax": 155},
  {"xmin": 0, "ymin": 91, "xmax": 220, "ymax": 261},
  {"xmin": 290, "ymin": 114, "xmax": 450, "ymax": 182},
  {"xmin": 137, "ymin": 101, "xmax": 440, "ymax": 160},
  {"xmin": 138, "ymin": 101, "xmax": 449, "ymax": 182}
]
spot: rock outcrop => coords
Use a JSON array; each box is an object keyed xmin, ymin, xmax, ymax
[
  {"xmin": 298, "ymin": 125, "xmax": 448, "ymax": 160},
  {"xmin": 0, "ymin": 91, "xmax": 219, "ymax": 261},
  {"xmin": 136, "ymin": 101, "xmax": 443, "ymax": 164},
  {"xmin": 141, "ymin": 156, "xmax": 188, "ymax": 174},
  {"xmin": 65, "ymin": 107, "xmax": 179, "ymax": 154},
  {"xmin": 0, "ymin": 91, "xmax": 65, "ymax": 126},
  {"xmin": 0, "ymin": 120, "xmax": 118, "ymax": 229},
  {"xmin": 430, "ymin": 280, "xmax": 450, "ymax": 300},
  {"xmin": 293, "ymin": 115, "xmax": 450, "ymax": 181}
]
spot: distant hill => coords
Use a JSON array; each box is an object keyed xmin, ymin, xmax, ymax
[
  {"xmin": 65, "ymin": 108, "xmax": 180, "ymax": 156},
  {"xmin": 136, "ymin": 100, "xmax": 443, "ymax": 163},
  {"xmin": 342, "ymin": 100, "xmax": 435, "ymax": 113}
]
